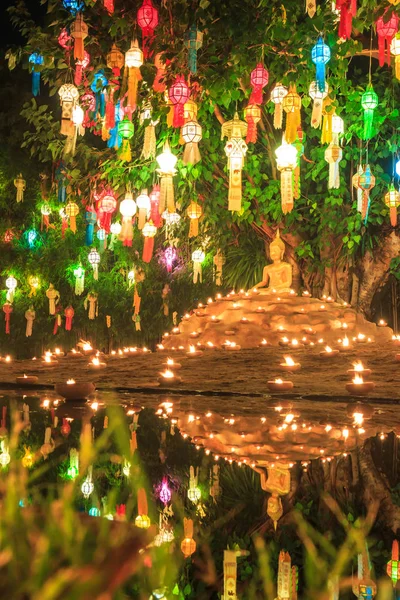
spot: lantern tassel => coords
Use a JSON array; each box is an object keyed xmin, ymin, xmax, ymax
[
  {"xmin": 328, "ymin": 160, "xmax": 340, "ymax": 189},
  {"xmin": 74, "ymin": 38, "xmax": 84, "ymax": 62},
  {"xmin": 321, "ymin": 111, "xmax": 333, "ymax": 144},
  {"xmin": 311, "ymin": 99, "xmax": 323, "ymax": 129},
  {"xmin": 293, "ymin": 165, "xmax": 301, "ymax": 200},
  {"xmin": 105, "ymin": 92, "xmax": 116, "ymax": 130},
  {"xmin": 160, "ymin": 175, "xmax": 175, "ymax": 213},
  {"xmin": 128, "ymin": 67, "xmax": 142, "ymax": 112},
  {"xmin": 285, "ymin": 111, "xmax": 300, "ymax": 145},
  {"xmin": 85, "ymin": 225, "xmax": 94, "ymax": 246},
  {"xmin": 228, "ymin": 166, "xmax": 243, "ymax": 212},
  {"xmin": 138, "ymin": 209, "xmax": 147, "ymax": 230},
  {"xmin": 142, "ymin": 237, "xmax": 154, "ymax": 263},
  {"xmin": 363, "ymin": 109, "xmax": 374, "ymax": 140},
  {"xmin": 188, "ymin": 48, "xmax": 198, "ymax": 74},
  {"xmin": 120, "ymin": 217, "xmax": 133, "ymax": 246},
  {"xmin": 142, "ymin": 124, "xmax": 156, "ymax": 159},
  {"xmin": 173, "ymin": 104, "xmax": 185, "ymax": 128},
  {"xmin": 390, "ymin": 206, "xmax": 398, "ymax": 227},
  {"xmin": 280, "ymin": 170, "xmax": 294, "ymax": 214},
  {"xmin": 245, "ymin": 118, "xmax": 258, "ymax": 143},
  {"xmin": 274, "ymin": 103, "xmax": 283, "ymax": 129},
  {"xmin": 189, "ymin": 218, "xmax": 199, "ymax": 238},
  {"xmin": 119, "ymin": 139, "xmax": 132, "ymax": 162},
  {"xmin": 183, "ymin": 142, "xmax": 201, "ymax": 165},
  {"xmin": 32, "ymin": 72, "xmax": 40, "ymax": 97},
  {"xmin": 193, "ymin": 261, "xmax": 202, "ymax": 284},
  {"xmin": 315, "ymin": 62, "xmax": 325, "ymax": 94}
]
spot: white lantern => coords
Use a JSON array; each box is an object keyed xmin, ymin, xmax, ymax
[
  {"xmin": 156, "ymin": 142, "xmax": 178, "ymax": 173},
  {"xmin": 72, "ymin": 105, "xmax": 84, "ymax": 126},
  {"xmin": 119, "ymin": 192, "xmax": 137, "ymax": 245},
  {"xmin": 88, "ymin": 248, "xmax": 100, "ymax": 280},
  {"xmin": 275, "ymin": 140, "xmax": 298, "ymax": 214},
  {"xmin": 5, "ymin": 276, "xmax": 17, "ymax": 303},
  {"xmin": 156, "ymin": 142, "xmax": 178, "ymax": 213},
  {"xmin": 182, "ymin": 120, "xmax": 202, "ymax": 165},
  {"xmin": 308, "ymin": 81, "xmax": 328, "ymax": 129},
  {"xmin": 110, "ymin": 222, "xmax": 122, "ymax": 235},
  {"xmin": 136, "ymin": 189, "xmax": 150, "ymax": 230},
  {"xmin": 125, "ymin": 39, "xmax": 143, "ymax": 68}
]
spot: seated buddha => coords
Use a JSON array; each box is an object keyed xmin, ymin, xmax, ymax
[{"xmin": 254, "ymin": 230, "xmax": 292, "ymax": 294}]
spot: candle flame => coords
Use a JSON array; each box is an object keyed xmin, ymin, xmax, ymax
[
  {"xmin": 274, "ymin": 378, "xmax": 283, "ymax": 384},
  {"xmin": 342, "ymin": 336, "xmax": 349, "ymax": 347},
  {"xmin": 92, "ymin": 357, "xmax": 100, "ymax": 366},
  {"xmin": 379, "ymin": 319, "xmax": 386, "ymax": 326},
  {"xmin": 161, "ymin": 369, "xmax": 174, "ymax": 379},
  {"xmin": 82, "ymin": 343, "xmax": 92, "ymax": 351},
  {"xmin": 353, "ymin": 412, "xmax": 364, "ymax": 426},
  {"xmin": 67, "ymin": 379, "xmax": 75, "ymax": 384},
  {"xmin": 23, "ymin": 374, "xmax": 27, "ymax": 379},
  {"xmin": 166, "ymin": 358, "xmax": 174, "ymax": 365},
  {"xmin": 261, "ymin": 339, "xmax": 267, "ymax": 345},
  {"xmin": 291, "ymin": 339, "xmax": 299, "ymax": 346},
  {"xmin": 284, "ymin": 413, "xmax": 295, "ymax": 424},
  {"xmin": 55, "ymin": 348, "xmax": 61, "ymax": 355},
  {"xmin": 206, "ymin": 341, "xmax": 214, "ymax": 347},
  {"xmin": 357, "ymin": 333, "xmax": 365, "ymax": 340},
  {"xmin": 284, "ymin": 356, "xmax": 296, "ymax": 366},
  {"xmin": 189, "ymin": 345, "xmax": 196, "ymax": 353},
  {"xmin": 157, "ymin": 344, "xmax": 164, "ymax": 350},
  {"xmin": 324, "ymin": 346, "xmax": 333, "ymax": 353},
  {"xmin": 352, "ymin": 361, "xmax": 364, "ymax": 372},
  {"xmin": 352, "ymin": 374, "xmax": 364, "ymax": 384},
  {"xmin": 44, "ymin": 355, "xmax": 51, "ymax": 363},
  {"xmin": 282, "ymin": 336, "xmax": 289, "ymax": 343}
]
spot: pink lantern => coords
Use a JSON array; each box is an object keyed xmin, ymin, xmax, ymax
[
  {"xmin": 168, "ymin": 76, "xmax": 190, "ymax": 128},
  {"xmin": 159, "ymin": 478, "xmax": 172, "ymax": 505},
  {"xmin": 97, "ymin": 191, "xmax": 117, "ymax": 233},
  {"xmin": 376, "ymin": 10, "xmax": 399, "ymax": 67},
  {"xmin": 249, "ymin": 63, "xmax": 269, "ymax": 105},
  {"xmin": 58, "ymin": 28, "xmax": 72, "ymax": 50},
  {"xmin": 137, "ymin": 0, "xmax": 159, "ymax": 59},
  {"xmin": 336, "ymin": 0, "xmax": 357, "ymax": 40}
]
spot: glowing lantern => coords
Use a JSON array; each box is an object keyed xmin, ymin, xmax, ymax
[
  {"xmin": 222, "ymin": 112, "xmax": 248, "ymax": 212},
  {"xmin": 103, "ymin": 0, "xmax": 114, "ymax": 14},
  {"xmin": 64, "ymin": 306, "xmax": 74, "ymax": 331},
  {"xmin": 249, "ymin": 63, "xmax": 269, "ymax": 105},
  {"xmin": 187, "ymin": 202, "xmax": 202, "ymax": 237},
  {"xmin": 149, "ymin": 185, "xmax": 161, "ymax": 227},
  {"xmin": 29, "ymin": 53, "xmax": 44, "ymax": 97},
  {"xmin": 311, "ymin": 36, "xmax": 330, "ymax": 94},
  {"xmin": 119, "ymin": 191, "xmax": 137, "ymax": 245},
  {"xmin": 325, "ymin": 142, "xmax": 342, "ymax": 189},
  {"xmin": 156, "ymin": 141, "xmax": 178, "ymax": 213},
  {"xmin": 75, "ymin": 50, "xmax": 90, "ymax": 86},
  {"xmin": 186, "ymin": 24, "xmax": 203, "ymax": 74},
  {"xmin": 140, "ymin": 103, "xmax": 158, "ymax": 159},
  {"xmin": 107, "ymin": 43, "xmax": 124, "ymax": 77},
  {"xmin": 98, "ymin": 192, "xmax": 117, "ymax": 232},
  {"xmin": 282, "ymin": 84, "xmax": 301, "ymax": 144},
  {"xmin": 65, "ymin": 200, "xmax": 79, "ymax": 233},
  {"xmin": 73, "ymin": 265, "xmax": 85, "ymax": 295},
  {"xmin": 70, "ymin": 13, "xmax": 88, "ymax": 61},
  {"xmin": 336, "ymin": 0, "xmax": 357, "ymax": 40},
  {"xmin": 357, "ymin": 165, "xmax": 375, "ymax": 220},
  {"xmin": 2, "ymin": 303, "xmax": 12, "ymax": 335},
  {"xmin": 96, "ymin": 227, "xmax": 107, "ymax": 252},
  {"xmin": 387, "ymin": 540, "xmax": 400, "ymax": 587},
  {"xmin": 136, "ymin": 189, "xmax": 150, "ymax": 230},
  {"xmin": 58, "ymin": 27, "xmax": 72, "ymax": 49},
  {"xmin": 3, "ymin": 229, "xmax": 15, "ymax": 243},
  {"xmin": 135, "ymin": 488, "xmax": 151, "ymax": 528},
  {"xmin": 142, "ymin": 220, "xmax": 157, "ymax": 263},
  {"xmin": 192, "ymin": 250, "xmax": 205, "ymax": 284},
  {"xmin": 0, "ymin": 441, "xmax": 10, "ymax": 468},
  {"xmin": 109, "ymin": 221, "xmax": 121, "ymax": 250},
  {"xmin": 85, "ymin": 208, "xmax": 97, "ymax": 246},
  {"xmin": 90, "ymin": 71, "xmax": 108, "ymax": 119},
  {"xmin": 159, "ymin": 478, "xmax": 172, "ymax": 505},
  {"xmin": 125, "ymin": 40, "xmax": 143, "ymax": 111},
  {"xmin": 117, "ymin": 118, "xmax": 134, "ymax": 161},
  {"xmin": 181, "ymin": 518, "xmax": 196, "ymax": 558},
  {"xmin": 88, "ymin": 248, "xmax": 100, "ymax": 280},
  {"xmin": 385, "ymin": 185, "xmax": 400, "ymax": 226},
  {"xmin": 352, "ymin": 165, "xmax": 364, "ymax": 214},
  {"xmin": 14, "ymin": 173, "xmax": 26, "ymax": 203},
  {"xmin": 164, "ymin": 246, "xmax": 177, "ymax": 272},
  {"xmin": 244, "ymin": 104, "xmax": 262, "ymax": 143},
  {"xmin": 309, "ymin": 81, "xmax": 329, "ymax": 129},
  {"xmin": 28, "ymin": 276, "xmax": 39, "ymax": 297},
  {"xmin": 62, "ymin": 0, "xmax": 84, "ymax": 14},
  {"xmin": 361, "ymin": 86, "xmax": 378, "ymax": 141},
  {"xmin": 182, "ymin": 119, "xmax": 202, "ymax": 164},
  {"xmin": 184, "ymin": 98, "xmax": 198, "ymax": 122},
  {"xmin": 81, "ymin": 467, "xmax": 94, "ymax": 498},
  {"xmin": 58, "ymin": 83, "xmax": 79, "ymax": 136},
  {"xmin": 67, "ymin": 448, "xmax": 79, "ymax": 479},
  {"xmin": 376, "ymin": 11, "xmax": 399, "ymax": 67},
  {"xmin": 391, "ymin": 35, "xmax": 400, "ymax": 80},
  {"xmin": 137, "ymin": 0, "xmax": 159, "ymax": 58},
  {"xmin": 40, "ymin": 204, "xmax": 52, "ymax": 231},
  {"xmin": 168, "ymin": 76, "xmax": 190, "ymax": 128},
  {"xmin": 5, "ymin": 276, "xmax": 17, "ymax": 303},
  {"xmin": 270, "ymin": 83, "xmax": 288, "ymax": 129},
  {"xmin": 275, "ymin": 140, "xmax": 298, "ymax": 214}
]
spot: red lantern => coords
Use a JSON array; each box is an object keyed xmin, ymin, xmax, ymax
[
  {"xmin": 137, "ymin": 0, "xmax": 159, "ymax": 59},
  {"xmin": 3, "ymin": 229, "xmax": 15, "ymax": 243},
  {"xmin": 3, "ymin": 303, "xmax": 12, "ymax": 335},
  {"xmin": 150, "ymin": 185, "xmax": 161, "ymax": 227},
  {"xmin": 376, "ymin": 10, "xmax": 399, "ymax": 67},
  {"xmin": 104, "ymin": 0, "xmax": 114, "ymax": 14},
  {"xmin": 249, "ymin": 63, "xmax": 269, "ymax": 105},
  {"xmin": 336, "ymin": 0, "xmax": 357, "ymax": 40},
  {"xmin": 97, "ymin": 191, "xmax": 117, "ymax": 233},
  {"xmin": 64, "ymin": 306, "xmax": 74, "ymax": 331},
  {"xmin": 58, "ymin": 28, "xmax": 72, "ymax": 50},
  {"xmin": 61, "ymin": 418, "xmax": 71, "ymax": 437},
  {"xmin": 168, "ymin": 76, "xmax": 190, "ymax": 128}
]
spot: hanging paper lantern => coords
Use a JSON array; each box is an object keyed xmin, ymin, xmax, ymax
[
  {"xmin": 181, "ymin": 518, "xmax": 196, "ymax": 558},
  {"xmin": 182, "ymin": 120, "xmax": 202, "ymax": 164},
  {"xmin": 137, "ymin": 190, "xmax": 151, "ymax": 230},
  {"xmin": 222, "ymin": 113, "xmax": 248, "ymax": 212},
  {"xmin": 387, "ymin": 540, "xmax": 400, "ymax": 586},
  {"xmin": 74, "ymin": 50, "xmax": 90, "ymax": 86},
  {"xmin": 125, "ymin": 40, "xmax": 143, "ymax": 112},
  {"xmin": 352, "ymin": 165, "xmax": 364, "ymax": 214},
  {"xmin": 70, "ymin": 13, "xmax": 88, "ymax": 61},
  {"xmin": 5, "ymin": 276, "xmax": 17, "ymax": 303},
  {"xmin": 80, "ymin": 90, "xmax": 96, "ymax": 127},
  {"xmin": 140, "ymin": 103, "xmax": 158, "ymax": 159},
  {"xmin": 3, "ymin": 303, "xmax": 12, "ymax": 335},
  {"xmin": 149, "ymin": 185, "xmax": 161, "ymax": 227},
  {"xmin": 361, "ymin": 86, "xmax": 378, "ymax": 141},
  {"xmin": 3, "ymin": 229, "xmax": 15, "ymax": 244},
  {"xmin": 137, "ymin": 0, "xmax": 159, "ymax": 59},
  {"xmin": 311, "ymin": 37, "xmax": 331, "ymax": 94},
  {"xmin": 186, "ymin": 24, "xmax": 203, "ymax": 74},
  {"xmin": 103, "ymin": 0, "xmax": 114, "ymax": 14},
  {"xmin": 325, "ymin": 142, "xmax": 342, "ymax": 189},
  {"xmin": 90, "ymin": 71, "xmax": 108, "ymax": 119},
  {"xmin": 390, "ymin": 35, "xmax": 400, "ymax": 80},
  {"xmin": 168, "ymin": 76, "xmax": 190, "ymax": 128},
  {"xmin": 40, "ymin": 204, "xmax": 52, "ymax": 231},
  {"xmin": 159, "ymin": 478, "xmax": 172, "ymax": 505},
  {"xmin": 142, "ymin": 220, "xmax": 157, "ymax": 263},
  {"xmin": 85, "ymin": 208, "xmax": 97, "ymax": 246},
  {"xmin": 96, "ymin": 227, "xmax": 107, "ymax": 252},
  {"xmin": 119, "ymin": 191, "xmax": 137, "ymax": 245},
  {"xmin": 270, "ymin": 83, "xmax": 288, "ymax": 129},
  {"xmin": 357, "ymin": 165, "xmax": 375, "ymax": 220},
  {"xmin": 58, "ymin": 83, "xmax": 79, "ymax": 136},
  {"xmin": 164, "ymin": 246, "xmax": 177, "ymax": 272},
  {"xmin": 376, "ymin": 11, "xmax": 399, "ymax": 67},
  {"xmin": 62, "ymin": 0, "xmax": 84, "ymax": 13},
  {"xmin": 98, "ymin": 192, "xmax": 117, "ymax": 232},
  {"xmin": 385, "ymin": 185, "xmax": 400, "ymax": 226},
  {"xmin": 81, "ymin": 466, "xmax": 94, "ymax": 498},
  {"xmin": 332, "ymin": 114, "xmax": 344, "ymax": 144},
  {"xmin": 58, "ymin": 27, "xmax": 72, "ymax": 50},
  {"xmin": 244, "ymin": 104, "xmax": 262, "ymax": 143},
  {"xmin": 26, "ymin": 228, "xmax": 38, "ymax": 249},
  {"xmin": 192, "ymin": 249, "xmax": 205, "ymax": 284},
  {"xmin": 249, "ymin": 63, "xmax": 269, "ymax": 105},
  {"xmin": 308, "ymin": 81, "xmax": 328, "ymax": 129},
  {"xmin": 107, "ymin": 43, "xmax": 124, "ymax": 77},
  {"xmin": 336, "ymin": 0, "xmax": 357, "ymax": 40},
  {"xmin": 156, "ymin": 142, "xmax": 178, "ymax": 213},
  {"xmin": 64, "ymin": 306, "xmax": 74, "ymax": 331},
  {"xmin": 187, "ymin": 202, "xmax": 202, "ymax": 237},
  {"xmin": 109, "ymin": 221, "xmax": 122, "ymax": 250},
  {"xmin": 14, "ymin": 173, "xmax": 26, "ymax": 203},
  {"xmin": 275, "ymin": 139, "xmax": 298, "ymax": 214},
  {"xmin": 282, "ymin": 85, "xmax": 301, "ymax": 144},
  {"xmin": 117, "ymin": 118, "xmax": 134, "ymax": 161},
  {"xmin": 73, "ymin": 265, "xmax": 85, "ymax": 295},
  {"xmin": 65, "ymin": 200, "xmax": 79, "ymax": 233},
  {"xmin": 88, "ymin": 248, "xmax": 100, "ymax": 280},
  {"xmin": 184, "ymin": 98, "xmax": 198, "ymax": 122},
  {"xmin": 29, "ymin": 53, "xmax": 44, "ymax": 97},
  {"xmin": 28, "ymin": 276, "xmax": 39, "ymax": 297}
]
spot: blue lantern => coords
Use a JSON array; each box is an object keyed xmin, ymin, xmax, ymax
[
  {"xmin": 29, "ymin": 53, "xmax": 44, "ymax": 97},
  {"xmin": 90, "ymin": 70, "xmax": 108, "ymax": 118},
  {"xmin": 186, "ymin": 25, "xmax": 203, "ymax": 75},
  {"xmin": 62, "ymin": 0, "xmax": 84, "ymax": 15},
  {"xmin": 108, "ymin": 102, "xmax": 122, "ymax": 149},
  {"xmin": 85, "ymin": 210, "xmax": 97, "ymax": 246},
  {"xmin": 26, "ymin": 228, "xmax": 38, "ymax": 249},
  {"xmin": 396, "ymin": 160, "xmax": 400, "ymax": 178},
  {"xmin": 88, "ymin": 507, "xmax": 100, "ymax": 517},
  {"xmin": 311, "ymin": 36, "xmax": 331, "ymax": 94}
]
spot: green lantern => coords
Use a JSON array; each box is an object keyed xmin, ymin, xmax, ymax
[
  {"xmin": 117, "ymin": 118, "xmax": 134, "ymax": 161},
  {"xmin": 361, "ymin": 85, "xmax": 378, "ymax": 140}
]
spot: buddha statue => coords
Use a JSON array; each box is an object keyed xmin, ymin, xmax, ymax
[{"xmin": 254, "ymin": 230, "xmax": 292, "ymax": 294}]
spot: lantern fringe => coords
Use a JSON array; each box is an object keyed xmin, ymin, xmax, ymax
[
  {"xmin": 390, "ymin": 206, "xmax": 398, "ymax": 227},
  {"xmin": 321, "ymin": 112, "xmax": 333, "ymax": 144},
  {"xmin": 228, "ymin": 167, "xmax": 242, "ymax": 212},
  {"xmin": 32, "ymin": 72, "xmax": 40, "ymax": 97},
  {"xmin": 274, "ymin": 103, "xmax": 283, "ymax": 129},
  {"xmin": 105, "ymin": 92, "xmax": 116, "ymax": 130},
  {"xmin": 138, "ymin": 209, "xmax": 147, "ymax": 230},
  {"xmin": 363, "ymin": 109, "xmax": 374, "ymax": 140},
  {"xmin": 285, "ymin": 110, "xmax": 300, "ymax": 144},
  {"xmin": 293, "ymin": 166, "xmax": 300, "ymax": 200},
  {"xmin": 188, "ymin": 49, "xmax": 198, "ymax": 74},
  {"xmin": 128, "ymin": 67, "xmax": 142, "ymax": 111},
  {"xmin": 173, "ymin": 104, "xmax": 185, "ymax": 128},
  {"xmin": 63, "ymin": 132, "xmax": 77, "ymax": 158},
  {"xmin": 280, "ymin": 170, "xmax": 294, "ymax": 214},
  {"xmin": 160, "ymin": 175, "xmax": 175, "ymax": 213},
  {"xmin": 119, "ymin": 139, "xmax": 132, "ymax": 162},
  {"xmin": 396, "ymin": 57, "xmax": 400, "ymax": 80},
  {"xmin": 183, "ymin": 142, "xmax": 201, "ymax": 165},
  {"xmin": 74, "ymin": 38, "xmax": 84, "ymax": 62},
  {"xmin": 189, "ymin": 218, "xmax": 199, "ymax": 238},
  {"xmin": 142, "ymin": 237, "xmax": 154, "ymax": 263},
  {"xmin": 193, "ymin": 262, "xmax": 202, "ymax": 284},
  {"xmin": 311, "ymin": 99, "xmax": 323, "ymax": 129},
  {"xmin": 328, "ymin": 161, "xmax": 340, "ymax": 189},
  {"xmin": 245, "ymin": 119, "xmax": 258, "ymax": 143},
  {"xmin": 120, "ymin": 218, "xmax": 133, "ymax": 246},
  {"xmin": 141, "ymin": 124, "xmax": 156, "ymax": 159}
]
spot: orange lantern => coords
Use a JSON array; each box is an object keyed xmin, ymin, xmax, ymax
[
  {"xmin": 181, "ymin": 518, "xmax": 196, "ymax": 558},
  {"xmin": 135, "ymin": 488, "xmax": 151, "ymax": 529},
  {"xmin": 244, "ymin": 103, "xmax": 261, "ymax": 143},
  {"xmin": 65, "ymin": 200, "xmax": 79, "ymax": 233},
  {"xmin": 385, "ymin": 185, "xmax": 400, "ymax": 226},
  {"xmin": 70, "ymin": 13, "xmax": 88, "ymax": 61},
  {"xmin": 187, "ymin": 201, "xmax": 202, "ymax": 237}
]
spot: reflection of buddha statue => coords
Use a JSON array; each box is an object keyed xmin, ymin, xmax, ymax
[
  {"xmin": 254, "ymin": 230, "xmax": 292, "ymax": 294},
  {"xmin": 254, "ymin": 462, "xmax": 291, "ymax": 530}
]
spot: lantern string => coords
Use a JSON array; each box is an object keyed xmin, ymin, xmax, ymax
[{"xmin": 368, "ymin": 26, "xmax": 373, "ymax": 84}]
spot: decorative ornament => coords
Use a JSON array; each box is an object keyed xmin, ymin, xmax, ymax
[
  {"xmin": 352, "ymin": 164, "xmax": 364, "ymax": 214},
  {"xmin": 28, "ymin": 276, "xmax": 39, "ymax": 297},
  {"xmin": 311, "ymin": 36, "xmax": 331, "ymax": 94},
  {"xmin": 74, "ymin": 265, "xmax": 85, "ymax": 295},
  {"xmin": 156, "ymin": 142, "xmax": 178, "ymax": 213},
  {"xmin": 46, "ymin": 284, "xmax": 60, "ymax": 315},
  {"xmin": 159, "ymin": 477, "xmax": 172, "ymax": 505},
  {"xmin": 308, "ymin": 81, "xmax": 328, "ymax": 129},
  {"xmin": 40, "ymin": 204, "xmax": 53, "ymax": 231},
  {"xmin": 186, "ymin": 24, "xmax": 203, "ymax": 74},
  {"xmin": 336, "ymin": 0, "xmax": 357, "ymax": 40},
  {"xmin": 104, "ymin": 0, "xmax": 114, "ymax": 14},
  {"xmin": 109, "ymin": 222, "xmax": 121, "ymax": 250},
  {"xmin": 244, "ymin": 103, "xmax": 262, "ymax": 143},
  {"xmin": 125, "ymin": 40, "xmax": 143, "ymax": 112},
  {"xmin": 29, "ymin": 53, "xmax": 44, "ymax": 96},
  {"xmin": 74, "ymin": 50, "xmax": 90, "ymax": 86},
  {"xmin": 58, "ymin": 84, "xmax": 79, "ymax": 136},
  {"xmin": 3, "ymin": 303, "xmax": 12, "ymax": 335},
  {"xmin": 90, "ymin": 71, "xmax": 108, "ymax": 120},
  {"xmin": 361, "ymin": 85, "xmax": 378, "ymax": 141},
  {"xmin": 182, "ymin": 119, "xmax": 202, "ymax": 164},
  {"xmin": 325, "ymin": 142, "xmax": 342, "ymax": 189},
  {"xmin": 282, "ymin": 84, "xmax": 302, "ymax": 144},
  {"xmin": 249, "ymin": 63, "xmax": 269, "ymax": 105},
  {"xmin": 117, "ymin": 118, "xmax": 134, "ymax": 161},
  {"xmin": 0, "ymin": 440, "xmax": 10, "ymax": 468},
  {"xmin": 136, "ymin": 189, "xmax": 150, "ymax": 230},
  {"xmin": 135, "ymin": 488, "xmax": 151, "ymax": 529},
  {"xmin": 385, "ymin": 184, "xmax": 400, "ymax": 227},
  {"xmin": 387, "ymin": 540, "xmax": 400, "ymax": 587},
  {"xmin": 97, "ymin": 191, "xmax": 117, "ymax": 233},
  {"xmin": 214, "ymin": 250, "xmax": 224, "ymax": 286},
  {"xmin": 164, "ymin": 246, "xmax": 177, "ymax": 272},
  {"xmin": 88, "ymin": 248, "xmax": 101, "ymax": 280},
  {"xmin": 357, "ymin": 165, "xmax": 375, "ymax": 220},
  {"xmin": 223, "ymin": 549, "xmax": 250, "ymax": 600},
  {"xmin": 120, "ymin": 191, "xmax": 137, "ymax": 245},
  {"xmin": 81, "ymin": 466, "xmax": 94, "ymax": 498},
  {"xmin": 85, "ymin": 208, "xmax": 97, "ymax": 246},
  {"xmin": 192, "ymin": 249, "xmax": 205, "ymax": 283},
  {"xmin": 181, "ymin": 518, "xmax": 196, "ymax": 558},
  {"xmin": 140, "ymin": 103, "xmax": 158, "ymax": 159},
  {"xmin": 5, "ymin": 276, "xmax": 17, "ymax": 303},
  {"xmin": 270, "ymin": 83, "xmax": 288, "ymax": 129},
  {"xmin": 58, "ymin": 27, "xmax": 72, "ymax": 50},
  {"xmin": 53, "ymin": 305, "xmax": 62, "ymax": 335},
  {"xmin": 275, "ymin": 139, "xmax": 298, "ymax": 214},
  {"xmin": 376, "ymin": 10, "xmax": 399, "ymax": 67},
  {"xmin": 64, "ymin": 306, "xmax": 74, "ymax": 331},
  {"xmin": 187, "ymin": 202, "xmax": 202, "ymax": 237},
  {"xmin": 222, "ymin": 112, "xmax": 248, "ymax": 211},
  {"xmin": 65, "ymin": 200, "xmax": 79, "ymax": 233},
  {"xmin": 67, "ymin": 448, "xmax": 79, "ymax": 479},
  {"xmin": 137, "ymin": 0, "xmax": 159, "ymax": 59},
  {"xmin": 25, "ymin": 306, "xmax": 35, "ymax": 337},
  {"xmin": 142, "ymin": 220, "xmax": 157, "ymax": 263},
  {"xmin": 14, "ymin": 173, "xmax": 26, "ymax": 203},
  {"xmin": 306, "ymin": 0, "xmax": 316, "ymax": 17},
  {"xmin": 168, "ymin": 76, "xmax": 190, "ymax": 128},
  {"xmin": 149, "ymin": 185, "xmax": 161, "ymax": 227},
  {"xmin": 62, "ymin": 0, "xmax": 84, "ymax": 14},
  {"xmin": 84, "ymin": 292, "xmax": 98, "ymax": 319},
  {"xmin": 70, "ymin": 13, "xmax": 88, "ymax": 62}
]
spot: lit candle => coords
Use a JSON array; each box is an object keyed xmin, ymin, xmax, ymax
[
  {"xmin": 256, "ymin": 306, "xmax": 265, "ymax": 313},
  {"xmin": 67, "ymin": 348, "xmax": 82, "ymax": 358},
  {"xmin": 393, "ymin": 335, "xmax": 400, "ymax": 346},
  {"xmin": 190, "ymin": 331, "xmax": 200, "ymax": 339},
  {"xmin": 347, "ymin": 361, "xmax": 371, "ymax": 378},
  {"xmin": 259, "ymin": 339, "xmax": 268, "ymax": 347},
  {"xmin": 222, "ymin": 340, "xmax": 241, "ymax": 350},
  {"xmin": 378, "ymin": 319, "xmax": 387, "ymax": 327},
  {"xmin": 355, "ymin": 333, "xmax": 367, "ymax": 344},
  {"xmin": 319, "ymin": 304, "xmax": 326, "ymax": 311},
  {"xmin": 303, "ymin": 327, "xmax": 315, "ymax": 335},
  {"xmin": 88, "ymin": 357, "xmax": 107, "ymax": 369},
  {"xmin": 210, "ymin": 315, "xmax": 221, "ymax": 323},
  {"xmin": 157, "ymin": 344, "xmax": 165, "ymax": 351},
  {"xmin": 42, "ymin": 353, "xmax": 58, "ymax": 365},
  {"xmin": 172, "ymin": 327, "xmax": 180, "ymax": 335},
  {"xmin": 280, "ymin": 356, "xmax": 301, "ymax": 372},
  {"xmin": 54, "ymin": 347, "xmax": 64, "ymax": 357},
  {"xmin": 55, "ymin": 380, "xmax": 96, "ymax": 401},
  {"xmin": 345, "ymin": 374, "xmax": 375, "ymax": 396},
  {"xmin": 302, "ymin": 290, "xmax": 311, "ymax": 297},
  {"xmin": 158, "ymin": 369, "xmax": 181, "ymax": 385},
  {"xmin": 252, "ymin": 288, "xmax": 259, "ymax": 295},
  {"xmin": 326, "ymin": 296, "xmax": 334, "ymax": 303},
  {"xmin": 16, "ymin": 374, "xmax": 39, "ymax": 385},
  {"xmin": 267, "ymin": 378, "xmax": 294, "ymax": 392},
  {"xmin": 319, "ymin": 345, "xmax": 339, "ymax": 357},
  {"xmin": 289, "ymin": 338, "xmax": 303, "ymax": 349},
  {"xmin": 279, "ymin": 336, "xmax": 290, "ymax": 347},
  {"xmin": 232, "ymin": 303, "xmax": 241, "ymax": 310},
  {"xmin": 339, "ymin": 335, "xmax": 351, "ymax": 350},
  {"xmin": 163, "ymin": 357, "xmax": 182, "ymax": 370},
  {"xmin": 216, "ymin": 293, "xmax": 222, "ymax": 300},
  {"xmin": 240, "ymin": 317, "xmax": 249, "ymax": 324},
  {"xmin": 206, "ymin": 341, "xmax": 214, "ymax": 348},
  {"xmin": 186, "ymin": 345, "xmax": 203, "ymax": 357},
  {"xmin": 4, "ymin": 355, "xmax": 11, "ymax": 363},
  {"xmin": 277, "ymin": 325, "xmax": 287, "ymax": 333}
]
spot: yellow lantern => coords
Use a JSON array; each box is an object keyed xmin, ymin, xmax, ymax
[
  {"xmin": 187, "ymin": 201, "xmax": 202, "ymax": 237},
  {"xmin": 324, "ymin": 142, "xmax": 342, "ymax": 189},
  {"xmin": 65, "ymin": 200, "xmax": 79, "ymax": 233},
  {"xmin": 221, "ymin": 112, "xmax": 248, "ymax": 212},
  {"xmin": 70, "ymin": 13, "xmax": 88, "ymax": 61},
  {"xmin": 385, "ymin": 185, "xmax": 400, "ymax": 226},
  {"xmin": 184, "ymin": 98, "xmax": 198, "ymax": 122},
  {"xmin": 125, "ymin": 39, "xmax": 143, "ymax": 111},
  {"xmin": 58, "ymin": 84, "xmax": 79, "ymax": 136},
  {"xmin": 275, "ymin": 140, "xmax": 298, "ymax": 214},
  {"xmin": 181, "ymin": 120, "xmax": 202, "ymax": 164},
  {"xmin": 28, "ymin": 276, "xmax": 39, "ymax": 297},
  {"xmin": 282, "ymin": 84, "xmax": 301, "ymax": 144},
  {"xmin": 107, "ymin": 43, "xmax": 124, "ymax": 75},
  {"xmin": 156, "ymin": 141, "xmax": 177, "ymax": 213},
  {"xmin": 181, "ymin": 518, "xmax": 196, "ymax": 558},
  {"xmin": 140, "ymin": 103, "xmax": 158, "ymax": 159}
]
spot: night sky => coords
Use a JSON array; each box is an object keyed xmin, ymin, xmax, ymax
[{"xmin": 1, "ymin": 0, "xmax": 46, "ymax": 47}]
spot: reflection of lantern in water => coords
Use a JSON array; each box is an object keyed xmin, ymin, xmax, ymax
[
  {"xmin": 181, "ymin": 518, "xmax": 196, "ymax": 558},
  {"xmin": 135, "ymin": 488, "xmax": 151, "ymax": 528}
]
